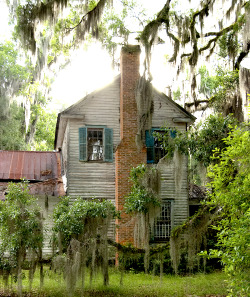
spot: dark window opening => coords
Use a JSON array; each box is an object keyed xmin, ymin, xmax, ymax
[
  {"xmin": 146, "ymin": 129, "xmax": 175, "ymax": 164},
  {"xmin": 189, "ymin": 204, "xmax": 200, "ymax": 217}
]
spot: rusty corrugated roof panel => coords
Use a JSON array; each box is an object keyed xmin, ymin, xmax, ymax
[{"xmin": 0, "ymin": 151, "xmax": 61, "ymax": 181}]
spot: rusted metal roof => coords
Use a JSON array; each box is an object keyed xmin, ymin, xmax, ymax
[{"xmin": 0, "ymin": 151, "xmax": 61, "ymax": 181}]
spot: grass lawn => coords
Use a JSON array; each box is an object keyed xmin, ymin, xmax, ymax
[{"xmin": 0, "ymin": 269, "xmax": 228, "ymax": 297}]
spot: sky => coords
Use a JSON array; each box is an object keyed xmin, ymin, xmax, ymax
[{"xmin": 0, "ymin": 0, "xmax": 11, "ymax": 40}]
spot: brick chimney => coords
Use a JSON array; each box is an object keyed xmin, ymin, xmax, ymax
[{"xmin": 115, "ymin": 45, "xmax": 147, "ymax": 244}]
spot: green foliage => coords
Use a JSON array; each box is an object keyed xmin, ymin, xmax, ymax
[
  {"xmin": 52, "ymin": 197, "xmax": 120, "ymax": 291},
  {"xmin": 0, "ymin": 181, "xmax": 43, "ymax": 293},
  {"xmin": 0, "ymin": 41, "xmax": 32, "ymax": 125},
  {"xmin": 206, "ymin": 126, "xmax": 250, "ymax": 296},
  {"xmin": 48, "ymin": 9, "xmax": 80, "ymax": 64},
  {"xmin": 158, "ymin": 114, "xmax": 239, "ymax": 167},
  {"xmin": 198, "ymin": 65, "xmax": 239, "ymax": 112},
  {"xmin": 53, "ymin": 196, "xmax": 119, "ymax": 251},
  {"xmin": 124, "ymin": 164, "xmax": 160, "ymax": 214},
  {"xmin": 0, "ymin": 41, "xmax": 54, "ymax": 151},
  {"xmin": 0, "ymin": 181, "xmax": 43, "ymax": 256},
  {"xmin": 198, "ymin": 66, "xmax": 216, "ymax": 98},
  {"xmin": 0, "ymin": 268, "xmax": 228, "ymax": 297},
  {"xmin": 218, "ymin": 32, "xmax": 240, "ymax": 61},
  {"xmin": 0, "ymin": 101, "xmax": 27, "ymax": 150},
  {"xmin": 34, "ymin": 110, "xmax": 57, "ymax": 151},
  {"xmin": 172, "ymin": 87, "xmax": 181, "ymax": 101},
  {"xmin": 0, "ymin": 41, "xmax": 31, "ymax": 87}
]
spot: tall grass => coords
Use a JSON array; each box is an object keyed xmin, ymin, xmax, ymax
[{"xmin": 0, "ymin": 268, "xmax": 227, "ymax": 297}]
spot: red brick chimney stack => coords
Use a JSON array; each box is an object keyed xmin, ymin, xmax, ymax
[{"xmin": 115, "ymin": 45, "xmax": 147, "ymax": 244}]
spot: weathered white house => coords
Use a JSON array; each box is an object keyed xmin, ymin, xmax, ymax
[{"xmin": 54, "ymin": 45, "xmax": 195, "ymax": 244}]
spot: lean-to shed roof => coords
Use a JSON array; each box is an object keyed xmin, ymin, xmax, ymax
[{"xmin": 0, "ymin": 151, "xmax": 61, "ymax": 181}]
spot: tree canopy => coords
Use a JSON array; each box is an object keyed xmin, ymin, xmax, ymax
[
  {"xmin": 5, "ymin": 0, "xmax": 250, "ymax": 120},
  {"xmin": 0, "ymin": 40, "xmax": 56, "ymax": 150}
]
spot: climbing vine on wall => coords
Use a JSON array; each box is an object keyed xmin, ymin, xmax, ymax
[{"xmin": 124, "ymin": 164, "xmax": 161, "ymax": 273}]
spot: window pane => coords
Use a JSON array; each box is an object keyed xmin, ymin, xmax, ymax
[
  {"xmin": 87, "ymin": 129, "xmax": 103, "ymax": 161},
  {"xmin": 98, "ymin": 131, "xmax": 102, "ymax": 139}
]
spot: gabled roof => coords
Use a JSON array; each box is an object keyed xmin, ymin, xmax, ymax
[
  {"xmin": 54, "ymin": 75, "xmax": 196, "ymax": 149},
  {"xmin": 153, "ymin": 87, "xmax": 196, "ymax": 122},
  {"xmin": 0, "ymin": 151, "xmax": 61, "ymax": 181}
]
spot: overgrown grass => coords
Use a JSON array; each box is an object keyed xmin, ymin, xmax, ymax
[{"xmin": 0, "ymin": 268, "xmax": 227, "ymax": 297}]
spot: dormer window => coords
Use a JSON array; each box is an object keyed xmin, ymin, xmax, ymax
[{"xmin": 79, "ymin": 127, "xmax": 113, "ymax": 162}]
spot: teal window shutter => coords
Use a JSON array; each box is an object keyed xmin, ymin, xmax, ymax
[
  {"xmin": 170, "ymin": 129, "xmax": 177, "ymax": 138},
  {"xmin": 145, "ymin": 130, "xmax": 154, "ymax": 164},
  {"xmin": 79, "ymin": 127, "xmax": 87, "ymax": 161},
  {"xmin": 104, "ymin": 128, "xmax": 113, "ymax": 162}
]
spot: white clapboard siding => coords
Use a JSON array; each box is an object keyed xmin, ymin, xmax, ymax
[
  {"xmin": 152, "ymin": 91, "xmax": 190, "ymax": 131},
  {"xmin": 36, "ymin": 195, "xmax": 61, "ymax": 257}
]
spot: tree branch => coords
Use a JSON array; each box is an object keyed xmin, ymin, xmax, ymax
[
  {"xmin": 107, "ymin": 238, "xmax": 169, "ymax": 255},
  {"xmin": 180, "ymin": 23, "xmax": 236, "ymax": 62},
  {"xmin": 66, "ymin": 0, "xmax": 108, "ymax": 32},
  {"xmin": 235, "ymin": 41, "xmax": 250, "ymax": 70}
]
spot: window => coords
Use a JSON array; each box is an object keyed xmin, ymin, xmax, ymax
[
  {"xmin": 145, "ymin": 129, "xmax": 176, "ymax": 164},
  {"xmin": 152, "ymin": 200, "xmax": 172, "ymax": 241},
  {"xmin": 79, "ymin": 127, "xmax": 113, "ymax": 162},
  {"xmin": 87, "ymin": 128, "xmax": 103, "ymax": 161}
]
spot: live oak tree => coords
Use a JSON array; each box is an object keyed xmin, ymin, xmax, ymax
[
  {"xmin": 0, "ymin": 41, "xmax": 57, "ymax": 151},
  {"xmin": 0, "ymin": 41, "xmax": 31, "ymax": 150},
  {"xmin": 6, "ymin": 0, "xmax": 250, "ymax": 120}
]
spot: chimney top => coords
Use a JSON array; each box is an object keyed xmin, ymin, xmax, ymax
[{"xmin": 121, "ymin": 44, "xmax": 141, "ymax": 54}]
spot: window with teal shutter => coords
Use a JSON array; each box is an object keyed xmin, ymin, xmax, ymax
[
  {"xmin": 104, "ymin": 128, "xmax": 113, "ymax": 162},
  {"xmin": 79, "ymin": 127, "xmax": 87, "ymax": 161},
  {"xmin": 146, "ymin": 128, "xmax": 176, "ymax": 164},
  {"xmin": 79, "ymin": 126, "xmax": 113, "ymax": 162},
  {"xmin": 145, "ymin": 130, "xmax": 154, "ymax": 163}
]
